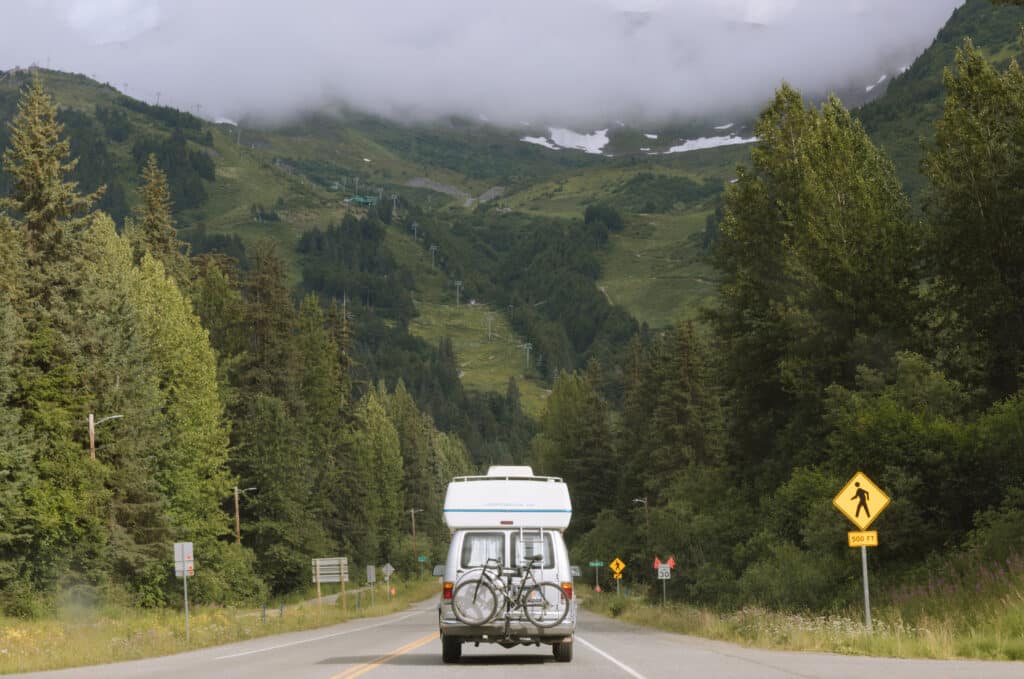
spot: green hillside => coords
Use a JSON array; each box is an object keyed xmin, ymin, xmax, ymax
[{"xmin": 858, "ymin": 0, "xmax": 1024, "ymax": 197}]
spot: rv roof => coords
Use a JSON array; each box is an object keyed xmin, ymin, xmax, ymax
[
  {"xmin": 487, "ymin": 465, "xmax": 534, "ymax": 477},
  {"xmin": 451, "ymin": 466, "xmax": 564, "ymax": 483}
]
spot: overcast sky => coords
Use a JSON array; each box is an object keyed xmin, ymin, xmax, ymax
[{"xmin": 1, "ymin": 0, "xmax": 965, "ymax": 127}]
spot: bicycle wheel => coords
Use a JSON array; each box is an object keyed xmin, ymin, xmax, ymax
[
  {"xmin": 451, "ymin": 578, "xmax": 499, "ymax": 626},
  {"xmin": 521, "ymin": 582, "xmax": 569, "ymax": 628}
]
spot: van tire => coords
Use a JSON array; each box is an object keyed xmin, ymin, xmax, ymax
[
  {"xmin": 442, "ymin": 636, "xmax": 462, "ymax": 663},
  {"xmin": 553, "ymin": 639, "xmax": 573, "ymax": 662}
]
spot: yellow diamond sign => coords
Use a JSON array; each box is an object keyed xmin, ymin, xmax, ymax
[
  {"xmin": 833, "ymin": 472, "xmax": 890, "ymax": 531},
  {"xmin": 609, "ymin": 557, "xmax": 625, "ymax": 574}
]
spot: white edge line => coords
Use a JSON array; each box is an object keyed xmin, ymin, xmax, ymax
[
  {"xmin": 576, "ymin": 635, "xmax": 648, "ymax": 679},
  {"xmin": 214, "ymin": 611, "xmax": 422, "ymax": 660}
]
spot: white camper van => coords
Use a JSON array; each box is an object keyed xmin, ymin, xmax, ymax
[{"xmin": 438, "ymin": 466, "xmax": 576, "ymax": 663}]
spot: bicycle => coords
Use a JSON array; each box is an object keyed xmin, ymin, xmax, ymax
[{"xmin": 451, "ymin": 555, "xmax": 570, "ymax": 628}]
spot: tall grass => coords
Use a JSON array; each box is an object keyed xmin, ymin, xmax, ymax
[
  {"xmin": 582, "ymin": 557, "xmax": 1024, "ymax": 662},
  {"xmin": 0, "ymin": 578, "xmax": 439, "ymax": 674}
]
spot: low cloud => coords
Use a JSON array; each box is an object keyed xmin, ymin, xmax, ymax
[{"xmin": 1, "ymin": 0, "xmax": 965, "ymax": 127}]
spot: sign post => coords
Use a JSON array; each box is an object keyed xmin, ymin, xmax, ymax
[
  {"xmin": 312, "ymin": 557, "xmax": 349, "ymax": 609},
  {"xmin": 367, "ymin": 564, "xmax": 376, "ymax": 606},
  {"xmin": 174, "ymin": 542, "xmax": 194, "ymax": 643},
  {"xmin": 589, "ymin": 560, "xmax": 604, "ymax": 592},
  {"xmin": 609, "ymin": 557, "xmax": 625, "ymax": 595},
  {"xmin": 382, "ymin": 562, "xmax": 395, "ymax": 600},
  {"xmin": 657, "ymin": 564, "xmax": 671, "ymax": 604},
  {"xmin": 833, "ymin": 472, "xmax": 890, "ymax": 631}
]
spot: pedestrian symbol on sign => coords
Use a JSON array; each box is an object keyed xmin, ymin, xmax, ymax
[
  {"xmin": 852, "ymin": 482, "xmax": 870, "ymax": 519},
  {"xmin": 833, "ymin": 472, "xmax": 890, "ymax": 531}
]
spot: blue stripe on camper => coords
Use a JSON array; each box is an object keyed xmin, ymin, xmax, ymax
[{"xmin": 444, "ymin": 509, "xmax": 571, "ymax": 513}]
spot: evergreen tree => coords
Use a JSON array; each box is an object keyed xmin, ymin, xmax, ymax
[
  {"xmin": 341, "ymin": 391, "xmax": 403, "ymax": 563},
  {"xmin": 0, "ymin": 300, "xmax": 43, "ymax": 609},
  {"xmin": 530, "ymin": 371, "xmax": 614, "ymax": 534},
  {"xmin": 383, "ymin": 381, "xmax": 443, "ymax": 547},
  {"xmin": 126, "ymin": 154, "xmax": 191, "ymax": 290},
  {"xmin": 644, "ymin": 324, "xmax": 725, "ymax": 500},
  {"xmin": 0, "ymin": 77, "xmax": 109, "ymax": 591}
]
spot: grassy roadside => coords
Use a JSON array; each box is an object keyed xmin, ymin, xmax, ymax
[
  {"xmin": 580, "ymin": 591, "xmax": 1024, "ymax": 662},
  {"xmin": 0, "ymin": 578, "xmax": 439, "ymax": 674}
]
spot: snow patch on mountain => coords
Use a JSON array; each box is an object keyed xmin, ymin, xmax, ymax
[
  {"xmin": 521, "ymin": 135, "xmax": 560, "ymax": 150},
  {"xmin": 714, "ymin": 122, "xmax": 734, "ymax": 130},
  {"xmin": 550, "ymin": 127, "xmax": 609, "ymax": 154},
  {"xmin": 664, "ymin": 134, "xmax": 758, "ymax": 154},
  {"xmin": 865, "ymin": 74, "xmax": 888, "ymax": 93},
  {"xmin": 521, "ymin": 127, "xmax": 609, "ymax": 154},
  {"xmin": 644, "ymin": 133, "xmax": 658, "ymax": 139}
]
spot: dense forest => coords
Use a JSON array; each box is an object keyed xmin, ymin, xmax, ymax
[{"xmin": 2, "ymin": 0, "xmax": 1024, "ymax": 620}]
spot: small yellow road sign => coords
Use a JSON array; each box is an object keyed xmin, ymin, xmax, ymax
[
  {"xmin": 609, "ymin": 557, "xmax": 625, "ymax": 574},
  {"xmin": 833, "ymin": 472, "xmax": 890, "ymax": 531},
  {"xmin": 613, "ymin": 573, "xmax": 623, "ymax": 580},
  {"xmin": 848, "ymin": 531, "xmax": 878, "ymax": 548}
]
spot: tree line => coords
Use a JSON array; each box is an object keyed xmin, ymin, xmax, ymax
[
  {"xmin": 0, "ymin": 79, "xmax": 474, "ymax": 615},
  {"xmin": 538, "ymin": 37, "xmax": 1024, "ymax": 610}
]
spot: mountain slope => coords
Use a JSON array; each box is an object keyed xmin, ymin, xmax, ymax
[{"xmin": 858, "ymin": 0, "xmax": 1024, "ymax": 197}]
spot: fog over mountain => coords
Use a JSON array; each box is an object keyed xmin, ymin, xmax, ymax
[{"xmin": 2, "ymin": 0, "xmax": 964, "ymax": 126}]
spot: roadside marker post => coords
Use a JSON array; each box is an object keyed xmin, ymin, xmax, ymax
[
  {"xmin": 833, "ymin": 472, "xmax": 890, "ymax": 632},
  {"xmin": 609, "ymin": 557, "xmax": 625, "ymax": 595},
  {"xmin": 173, "ymin": 542, "xmax": 194, "ymax": 643},
  {"xmin": 589, "ymin": 560, "xmax": 604, "ymax": 592},
  {"xmin": 382, "ymin": 563, "xmax": 395, "ymax": 601},
  {"xmin": 657, "ymin": 564, "xmax": 671, "ymax": 605}
]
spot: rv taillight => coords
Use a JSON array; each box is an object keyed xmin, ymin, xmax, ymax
[
  {"xmin": 561, "ymin": 581, "xmax": 573, "ymax": 600},
  {"xmin": 443, "ymin": 581, "xmax": 454, "ymax": 600},
  {"xmin": 500, "ymin": 520, "xmax": 514, "ymax": 526}
]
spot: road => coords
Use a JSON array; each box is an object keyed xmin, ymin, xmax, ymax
[{"xmin": 13, "ymin": 599, "xmax": 1024, "ymax": 678}]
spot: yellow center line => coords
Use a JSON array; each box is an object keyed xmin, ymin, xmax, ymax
[{"xmin": 329, "ymin": 631, "xmax": 439, "ymax": 679}]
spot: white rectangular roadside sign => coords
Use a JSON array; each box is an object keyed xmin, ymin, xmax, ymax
[
  {"xmin": 174, "ymin": 541, "xmax": 194, "ymax": 578},
  {"xmin": 173, "ymin": 542, "xmax": 193, "ymax": 643}
]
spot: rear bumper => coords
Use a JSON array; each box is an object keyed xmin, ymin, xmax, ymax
[{"xmin": 439, "ymin": 603, "xmax": 576, "ymax": 644}]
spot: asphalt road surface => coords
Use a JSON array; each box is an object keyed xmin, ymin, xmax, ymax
[{"xmin": 13, "ymin": 599, "xmax": 1024, "ymax": 678}]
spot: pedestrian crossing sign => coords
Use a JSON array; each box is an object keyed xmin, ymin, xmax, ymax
[{"xmin": 833, "ymin": 472, "xmax": 890, "ymax": 531}]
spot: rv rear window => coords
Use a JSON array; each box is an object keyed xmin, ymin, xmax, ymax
[
  {"xmin": 512, "ymin": 533, "xmax": 555, "ymax": 569},
  {"xmin": 461, "ymin": 532, "xmax": 505, "ymax": 568}
]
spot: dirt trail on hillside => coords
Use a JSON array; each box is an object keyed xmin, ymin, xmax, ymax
[{"xmin": 406, "ymin": 177, "xmax": 504, "ymax": 207}]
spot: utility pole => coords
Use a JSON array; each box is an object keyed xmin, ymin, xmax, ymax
[
  {"xmin": 410, "ymin": 222, "xmax": 418, "ymax": 239},
  {"xmin": 429, "ymin": 244, "xmax": 438, "ymax": 269},
  {"xmin": 455, "ymin": 280, "xmax": 463, "ymax": 306},
  {"xmin": 486, "ymin": 313, "xmax": 495, "ymax": 340},
  {"xmin": 155, "ymin": 91, "xmax": 161, "ymax": 105},
  {"xmin": 522, "ymin": 342, "xmax": 532, "ymax": 369},
  {"xmin": 87, "ymin": 413, "xmax": 123, "ymax": 461}
]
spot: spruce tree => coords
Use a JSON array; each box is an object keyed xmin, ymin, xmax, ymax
[
  {"xmin": 127, "ymin": 154, "xmax": 191, "ymax": 290},
  {"xmin": 0, "ymin": 76, "xmax": 110, "ymax": 591},
  {"xmin": 530, "ymin": 371, "xmax": 614, "ymax": 533}
]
